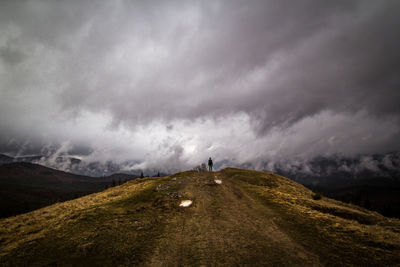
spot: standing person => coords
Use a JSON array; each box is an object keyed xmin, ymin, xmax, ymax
[{"xmin": 208, "ymin": 157, "xmax": 213, "ymax": 172}]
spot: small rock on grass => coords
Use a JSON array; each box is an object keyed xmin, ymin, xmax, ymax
[{"xmin": 179, "ymin": 200, "xmax": 192, "ymax": 207}]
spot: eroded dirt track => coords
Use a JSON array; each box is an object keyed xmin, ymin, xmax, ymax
[{"xmin": 148, "ymin": 172, "xmax": 321, "ymax": 266}]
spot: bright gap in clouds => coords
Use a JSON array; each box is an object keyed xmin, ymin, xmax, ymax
[{"xmin": 20, "ymin": 109, "xmax": 398, "ymax": 172}]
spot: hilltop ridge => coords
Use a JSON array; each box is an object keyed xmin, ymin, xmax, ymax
[{"xmin": 1, "ymin": 168, "xmax": 399, "ymax": 266}]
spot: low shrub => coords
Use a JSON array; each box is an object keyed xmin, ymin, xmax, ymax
[{"xmin": 312, "ymin": 193, "xmax": 322, "ymax": 200}]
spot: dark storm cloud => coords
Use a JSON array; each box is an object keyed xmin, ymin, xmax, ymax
[
  {"xmin": 1, "ymin": 0, "xmax": 400, "ymax": 168},
  {"xmin": 0, "ymin": 44, "xmax": 25, "ymax": 66},
  {"xmin": 56, "ymin": 0, "xmax": 400, "ymax": 129}
]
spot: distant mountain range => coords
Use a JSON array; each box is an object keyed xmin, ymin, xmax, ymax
[
  {"xmin": 0, "ymin": 153, "xmax": 165, "ymax": 177},
  {"xmin": 0, "ymin": 154, "xmax": 14, "ymax": 165},
  {"xmin": 1, "ymin": 152, "xmax": 399, "ymax": 218},
  {"xmin": 2, "ymin": 152, "xmax": 399, "ymax": 181},
  {"xmin": 260, "ymin": 152, "xmax": 400, "ymax": 187}
]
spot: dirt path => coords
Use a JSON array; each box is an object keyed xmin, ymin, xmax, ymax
[{"xmin": 148, "ymin": 172, "xmax": 321, "ymax": 266}]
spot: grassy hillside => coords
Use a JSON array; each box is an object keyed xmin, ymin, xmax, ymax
[
  {"xmin": 0, "ymin": 162, "xmax": 137, "ymax": 218},
  {"xmin": 0, "ymin": 168, "xmax": 399, "ymax": 266}
]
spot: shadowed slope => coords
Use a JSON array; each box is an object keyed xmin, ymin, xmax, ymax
[
  {"xmin": 0, "ymin": 162, "xmax": 137, "ymax": 218},
  {"xmin": 0, "ymin": 168, "xmax": 399, "ymax": 266}
]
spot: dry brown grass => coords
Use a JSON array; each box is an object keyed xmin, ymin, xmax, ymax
[
  {"xmin": 1, "ymin": 168, "xmax": 399, "ymax": 266},
  {"xmin": 0, "ymin": 178, "xmax": 156, "ymax": 257},
  {"xmin": 224, "ymin": 168, "xmax": 400, "ymax": 265}
]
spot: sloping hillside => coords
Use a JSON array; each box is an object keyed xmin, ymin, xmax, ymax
[
  {"xmin": 0, "ymin": 162, "xmax": 137, "ymax": 218},
  {"xmin": 0, "ymin": 168, "xmax": 399, "ymax": 266}
]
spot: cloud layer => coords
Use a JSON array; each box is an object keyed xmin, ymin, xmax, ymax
[{"xmin": 1, "ymin": 0, "xmax": 400, "ymax": 171}]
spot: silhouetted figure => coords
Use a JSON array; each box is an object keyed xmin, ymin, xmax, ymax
[{"xmin": 208, "ymin": 157, "xmax": 213, "ymax": 172}]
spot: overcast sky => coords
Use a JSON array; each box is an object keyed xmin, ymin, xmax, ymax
[{"xmin": 1, "ymin": 0, "xmax": 400, "ymax": 170}]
